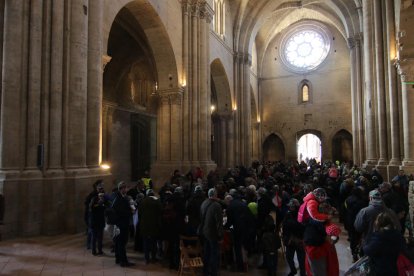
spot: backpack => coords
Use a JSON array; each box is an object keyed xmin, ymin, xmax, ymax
[{"xmin": 297, "ymin": 201, "xmax": 310, "ymax": 224}]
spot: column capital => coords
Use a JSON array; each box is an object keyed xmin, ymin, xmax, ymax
[
  {"xmin": 396, "ymin": 58, "xmax": 414, "ymax": 82},
  {"xmin": 234, "ymin": 52, "xmax": 252, "ymax": 66},
  {"xmin": 199, "ymin": 2, "xmax": 214, "ymax": 23},
  {"xmin": 347, "ymin": 33, "xmax": 362, "ymax": 49},
  {"xmin": 158, "ymin": 87, "xmax": 184, "ymax": 105}
]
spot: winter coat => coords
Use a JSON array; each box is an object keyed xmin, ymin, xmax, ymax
[
  {"xmin": 113, "ymin": 192, "xmax": 132, "ymax": 228},
  {"xmin": 199, "ymin": 198, "xmax": 223, "ymax": 241},
  {"xmin": 139, "ymin": 196, "xmax": 163, "ymax": 237},
  {"xmin": 363, "ymin": 228, "xmax": 405, "ymax": 276}
]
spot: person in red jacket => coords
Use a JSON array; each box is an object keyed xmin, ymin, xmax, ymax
[{"xmin": 302, "ymin": 188, "xmax": 340, "ymax": 276}]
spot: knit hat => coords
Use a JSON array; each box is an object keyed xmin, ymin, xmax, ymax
[
  {"xmin": 369, "ymin": 189, "xmax": 382, "ymax": 203},
  {"xmin": 194, "ymin": 185, "xmax": 203, "ymax": 192}
]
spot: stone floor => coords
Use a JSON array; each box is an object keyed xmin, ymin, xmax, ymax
[{"xmin": 0, "ymin": 232, "xmax": 353, "ymax": 275}]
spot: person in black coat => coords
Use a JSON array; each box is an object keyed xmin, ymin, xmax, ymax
[
  {"xmin": 186, "ymin": 185, "xmax": 206, "ymax": 236},
  {"xmin": 89, "ymin": 191, "xmax": 109, "ymax": 255},
  {"xmin": 344, "ymin": 187, "xmax": 368, "ymax": 261},
  {"xmin": 363, "ymin": 211, "xmax": 405, "ymax": 276},
  {"xmin": 113, "ymin": 181, "xmax": 135, "ymax": 267},
  {"xmin": 282, "ymin": 199, "xmax": 305, "ymax": 276}
]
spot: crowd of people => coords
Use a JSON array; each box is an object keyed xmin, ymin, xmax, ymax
[{"xmin": 83, "ymin": 160, "xmax": 414, "ymax": 275}]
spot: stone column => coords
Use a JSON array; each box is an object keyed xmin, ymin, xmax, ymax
[
  {"xmin": 397, "ymin": 4, "xmax": 414, "ymax": 173},
  {"xmin": 401, "ymin": 71, "xmax": 414, "ymax": 167},
  {"xmin": 191, "ymin": 4, "xmax": 199, "ymax": 162},
  {"xmin": 49, "ymin": 0, "xmax": 65, "ymax": 170},
  {"xmin": 101, "ymin": 103, "xmax": 115, "ymax": 162},
  {"xmin": 243, "ymin": 54, "xmax": 252, "ymax": 166},
  {"xmin": 220, "ymin": 115, "xmax": 227, "ymax": 168},
  {"xmin": 386, "ymin": 0, "xmax": 401, "ymax": 180},
  {"xmin": 170, "ymin": 91, "xmax": 183, "ymax": 161},
  {"xmin": 66, "ymin": 0, "xmax": 88, "ymax": 169},
  {"xmin": 182, "ymin": 1, "xmax": 190, "ymax": 162},
  {"xmin": 226, "ymin": 114, "xmax": 234, "ymax": 167},
  {"xmin": 199, "ymin": 4, "xmax": 209, "ymax": 161},
  {"xmin": 0, "ymin": 0, "xmax": 26, "ymax": 170},
  {"xmin": 25, "ymin": 0, "xmax": 43, "ymax": 169},
  {"xmin": 349, "ymin": 35, "xmax": 363, "ymax": 166},
  {"xmin": 86, "ymin": 0, "xmax": 103, "ymax": 169},
  {"xmin": 362, "ymin": 0, "xmax": 378, "ymax": 165},
  {"xmin": 373, "ymin": 0, "xmax": 388, "ymax": 165}
]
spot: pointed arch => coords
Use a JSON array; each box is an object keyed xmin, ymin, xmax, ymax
[
  {"xmin": 332, "ymin": 129, "xmax": 353, "ymax": 162},
  {"xmin": 262, "ymin": 133, "xmax": 286, "ymax": 161}
]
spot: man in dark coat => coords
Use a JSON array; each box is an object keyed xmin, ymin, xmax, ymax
[
  {"xmin": 113, "ymin": 181, "xmax": 135, "ymax": 267},
  {"xmin": 186, "ymin": 185, "xmax": 206, "ymax": 235},
  {"xmin": 139, "ymin": 189, "xmax": 162, "ymax": 264},
  {"xmin": 200, "ymin": 188, "xmax": 223, "ymax": 276}
]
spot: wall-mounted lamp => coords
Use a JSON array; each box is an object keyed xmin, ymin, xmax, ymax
[
  {"xmin": 257, "ymin": 117, "xmax": 261, "ymax": 123},
  {"xmin": 233, "ymin": 104, "xmax": 237, "ymax": 111},
  {"xmin": 211, "ymin": 105, "xmax": 216, "ymax": 113},
  {"xmin": 155, "ymin": 82, "xmax": 158, "ymax": 91},
  {"xmin": 181, "ymin": 80, "xmax": 187, "ymax": 88},
  {"xmin": 100, "ymin": 163, "xmax": 111, "ymax": 170}
]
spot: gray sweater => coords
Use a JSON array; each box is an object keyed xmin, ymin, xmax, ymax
[{"xmin": 200, "ymin": 198, "xmax": 223, "ymax": 241}]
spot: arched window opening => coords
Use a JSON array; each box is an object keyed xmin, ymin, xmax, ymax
[
  {"xmin": 214, "ymin": 0, "xmax": 225, "ymax": 37},
  {"xmin": 302, "ymin": 84, "xmax": 309, "ymax": 102}
]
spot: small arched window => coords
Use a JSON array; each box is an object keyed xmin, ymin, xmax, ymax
[
  {"xmin": 298, "ymin": 80, "xmax": 312, "ymax": 104},
  {"xmin": 214, "ymin": 0, "xmax": 225, "ymax": 38},
  {"xmin": 302, "ymin": 84, "xmax": 309, "ymax": 102}
]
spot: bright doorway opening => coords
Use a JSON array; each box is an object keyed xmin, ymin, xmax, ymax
[{"xmin": 297, "ymin": 134, "xmax": 322, "ymax": 163}]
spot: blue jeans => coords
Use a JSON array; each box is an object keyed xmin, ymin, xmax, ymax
[{"xmin": 203, "ymin": 239, "xmax": 220, "ymax": 276}]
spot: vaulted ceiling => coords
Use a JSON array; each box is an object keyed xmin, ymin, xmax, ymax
[{"xmin": 229, "ymin": 0, "xmax": 362, "ymax": 65}]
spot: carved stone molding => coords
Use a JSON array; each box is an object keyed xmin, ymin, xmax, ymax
[
  {"xmin": 199, "ymin": 2, "xmax": 214, "ymax": 23},
  {"xmin": 396, "ymin": 58, "xmax": 414, "ymax": 82},
  {"xmin": 158, "ymin": 87, "xmax": 184, "ymax": 105},
  {"xmin": 347, "ymin": 33, "xmax": 362, "ymax": 49},
  {"xmin": 234, "ymin": 52, "xmax": 252, "ymax": 66}
]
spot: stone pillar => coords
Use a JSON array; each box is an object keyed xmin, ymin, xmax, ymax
[
  {"xmin": 373, "ymin": 0, "xmax": 388, "ymax": 166},
  {"xmin": 349, "ymin": 35, "xmax": 364, "ymax": 166},
  {"xmin": 0, "ymin": 0, "xmax": 26, "ymax": 171},
  {"xmin": 25, "ymin": 0, "xmax": 43, "ymax": 170},
  {"xmin": 362, "ymin": 0, "xmax": 378, "ymax": 165},
  {"xmin": 226, "ymin": 114, "xmax": 234, "ymax": 167},
  {"xmin": 401, "ymin": 72, "xmax": 414, "ymax": 167},
  {"xmin": 170, "ymin": 92, "xmax": 183, "ymax": 161},
  {"xmin": 182, "ymin": 1, "xmax": 190, "ymax": 162},
  {"xmin": 220, "ymin": 116, "xmax": 227, "ymax": 168},
  {"xmin": 101, "ymin": 103, "xmax": 115, "ymax": 162},
  {"xmin": 86, "ymin": 0, "xmax": 103, "ymax": 169},
  {"xmin": 199, "ymin": 4, "xmax": 209, "ymax": 161},
  {"xmin": 397, "ymin": 3, "xmax": 414, "ymax": 174},
  {"xmin": 66, "ymin": 0, "xmax": 88, "ymax": 169},
  {"xmin": 234, "ymin": 53, "xmax": 252, "ymax": 166},
  {"xmin": 190, "ymin": 4, "xmax": 199, "ymax": 162},
  {"xmin": 49, "ymin": 0, "xmax": 65, "ymax": 170},
  {"xmin": 386, "ymin": 0, "xmax": 401, "ymax": 180}
]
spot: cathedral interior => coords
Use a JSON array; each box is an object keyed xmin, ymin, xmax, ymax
[{"xmin": 0, "ymin": 0, "xmax": 414, "ymax": 241}]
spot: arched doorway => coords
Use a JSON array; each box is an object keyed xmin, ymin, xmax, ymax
[
  {"xmin": 297, "ymin": 133, "xmax": 322, "ymax": 163},
  {"xmin": 210, "ymin": 59, "xmax": 232, "ymax": 168},
  {"xmin": 332, "ymin": 129, "xmax": 353, "ymax": 162},
  {"xmin": 103, "ymin": 5, "xmax": 163, "ymax": 182},
  {"xmin": 262, "ymin": 134, "xmax": 285, "ymax": 161}
]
